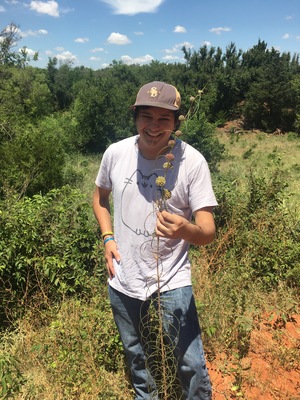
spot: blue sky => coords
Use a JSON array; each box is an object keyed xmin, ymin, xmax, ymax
[{"xmin": 0, "ymin": 0, "xmax": 299, "ymax": 69}]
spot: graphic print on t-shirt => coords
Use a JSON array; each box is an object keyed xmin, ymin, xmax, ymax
[
  {"xmin": 121, "ymin": 167, "xmax": 174, "ymax": 274},
  {"xmin": 121, "ymin": 168, "xmax": 158, "ymax": 237}
]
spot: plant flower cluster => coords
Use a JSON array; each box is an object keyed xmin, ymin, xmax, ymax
[{"xmin": 155, "ymin": 89, "xmax": 204, "ymax": 212}]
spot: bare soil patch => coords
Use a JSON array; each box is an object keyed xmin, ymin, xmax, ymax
[{"xmin": 207, "ymin": 314, "xmax": 300, "ymax": 399}]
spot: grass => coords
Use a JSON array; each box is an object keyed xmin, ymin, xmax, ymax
[
  {"xmin": 217, "ymin": 130, "xmax": 300, "ymax": 217},
  {"xmin": 1, "ymin": 131, "xmax": 299, "ymax": 399}
]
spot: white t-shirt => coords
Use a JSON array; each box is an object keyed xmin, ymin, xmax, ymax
[{"xmin": 95, "ymin": 135, "xmax": 218, "ymax": 300}]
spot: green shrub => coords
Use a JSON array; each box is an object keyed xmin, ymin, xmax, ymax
[
  {"xmin": 0, "ymin": 186, "xmax": 103, "ymax": 326},
  {"xmin": 182, "ymin": 113, "xmax": 225, "ymax": 172},
  {"xmin": 212, "ymin": 162, "xmax": 300, "ymax": 288},
  {"xmin": 0, "ymin": 352, "xmax": 25, "ymax": 398},
  {"xmin": 0, "ymin": 122, "xmax": 66, "ymax": 197}
]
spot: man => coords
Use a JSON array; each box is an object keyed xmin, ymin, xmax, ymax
[{"xmin": 93, "ymin": 81, "xmax": 217, "ymax": 399}]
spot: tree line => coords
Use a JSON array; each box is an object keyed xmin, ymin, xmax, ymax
[{"xmin": 1, "ymin": 23, "xmax": 300, "ymax": 198}]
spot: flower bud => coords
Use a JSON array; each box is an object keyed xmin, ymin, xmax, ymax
[
  {"xmin": 163, "ymin": 162, "xmax": 173, "ymax": 169},
  {"xmin": 162, "ymin": 189, "xmax": 172, "ymax": 200},
  {"xmin": 156, "ymin": 176, "xmax": 166, "ymax": 187},
  {"xmin": 165, "ymin": 153, "xmax": 175, "ymax": 161}
]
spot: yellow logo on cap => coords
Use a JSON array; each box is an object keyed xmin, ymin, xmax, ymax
[{"xmin": 148, "ymin": 86, "xmax": 160, "ymax": 98}]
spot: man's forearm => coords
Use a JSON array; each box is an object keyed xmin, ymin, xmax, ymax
[{"xmin": 93, "ymin": 188, "xmax": 113, "ymax": 234}]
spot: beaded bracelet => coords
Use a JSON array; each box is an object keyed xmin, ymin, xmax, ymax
[
  {"xmin": 101, "ymin": 231, "xmax": 114, "ymax": 239},
  {"xmin": 103, "ymin": 237, "xmax": 115, "ymax": 245}
]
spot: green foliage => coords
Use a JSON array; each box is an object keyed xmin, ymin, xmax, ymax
[
  {"xmin": 180, "ymin": 94, "xmax": 225, "ymax": 172},
  {"xmin": 182, "ymin": 116, "xmax": 225, "ymax": 172},
  {"xmin": 72, "ymin": 74, "xmax": 135, "ymax": 153},
  {"xmin": 212, "ymin": 159, "xmax": 300, "ymax": 288},
  {"xmin": 0, "ymin": 295, "xmax": 129, "ymax": 399},
  {"xmin": 0, "ymin": 186, "xmax": 102, "ymax": 325},
  {"xmin": 0, "ymin": 352, "xmax": 24, "ymax": 398},
  {"xmin": 0, "ymin": 121, "xmax": 66, "ymax": 197},
  {"xmin": 23, "ymin": 297, "xmax": 125, "ymax": 398},
  {"xmin": 0, "ymin": 23, "xmax": 37, "ymax": 67},
  {"xmin": 242, "ymin": 44, "xmax": 297, "ymax": 132},
  {"xmin": 0, "ymin": 66, "xmax": 53, "ymax": 131}
]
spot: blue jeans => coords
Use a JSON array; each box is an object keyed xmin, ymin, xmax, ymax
[{"xmin": 109, "ymin": 285, "xmax": 212, "ymax": 400}]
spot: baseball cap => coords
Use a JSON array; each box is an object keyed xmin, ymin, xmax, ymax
[{"xmin": 132, "ymin": 81, "xmax": 181, "ymax": 110}]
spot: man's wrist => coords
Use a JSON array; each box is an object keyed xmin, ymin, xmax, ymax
[
  {"xmin": 102, "ymin": 231, "xmax": 114, "ymax": 239},
  {"xmin": 103, "ymin": 236, "xmax": 115, "ymax": 245}
]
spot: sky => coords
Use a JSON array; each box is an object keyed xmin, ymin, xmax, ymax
[{"xmin": 0, "ymin": 0, "xmax": 300, "ymax": 69}]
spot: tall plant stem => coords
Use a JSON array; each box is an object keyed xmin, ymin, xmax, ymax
[{"xmin": 156, "ymin": 236, "xmax": 168, "ymax": 399}]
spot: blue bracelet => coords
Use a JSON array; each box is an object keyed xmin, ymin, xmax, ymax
[{"xmin": 103, "ymin": 237, "xmax": 115, "ymax": 245}]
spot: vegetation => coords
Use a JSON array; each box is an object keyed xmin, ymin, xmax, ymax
[{"xmin": 0, "ymin": 22, "xmax": 299, "ymax": 398}]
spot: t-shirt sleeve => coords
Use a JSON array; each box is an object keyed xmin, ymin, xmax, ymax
[
  {"xmin": 188, "ymin": 156, "xmax": 218, "ymax": 213},
  {"xmin": 95, "ymin": 147, "xmax": 113, "ymax": 190}
]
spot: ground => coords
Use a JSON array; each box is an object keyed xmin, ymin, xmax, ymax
[
  {"xmin": 208, "ymin": 122, "xmax": 300, "ymax": 399},
  {"xmin": 207, "ymin": 314, "xmax": 300, "ymax": 399}
]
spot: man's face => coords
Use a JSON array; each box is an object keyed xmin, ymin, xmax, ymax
[{"xmin": 136, "ymin": 106, "xmax": 176, "ymax": 159}]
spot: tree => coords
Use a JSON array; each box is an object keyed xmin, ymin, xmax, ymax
[
  {"xmin": 242, "ymin": 45, "xmax": 297, "ymax": 131},
  {"xmin": 0, "ymin": 66, "xmax": 54, "ymax": 140},
  {"xmin": 0, "ymin": 119, "xmax": 66, "ymax": 197},
  {"xmin": 0, "ymin": 23, "xmax": 38, "ymax": 67}
]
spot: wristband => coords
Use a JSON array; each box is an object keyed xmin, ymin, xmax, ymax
[
  {"xmin": 101, "ymin": 231, "xmax": 114, "ymax": 239},
  {"xmin": 103, "ymin": 237, "xmax": 115, "ymax": 245}
]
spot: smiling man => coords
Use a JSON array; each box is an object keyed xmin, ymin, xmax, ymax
[{"xmin": 93, "ymin": 81, "xmax": 217, "ymax": 399}]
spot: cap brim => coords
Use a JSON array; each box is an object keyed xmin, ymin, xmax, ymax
[{"xmin": 131, "ymin": 102, "xmax": 179, "ymax": 111}]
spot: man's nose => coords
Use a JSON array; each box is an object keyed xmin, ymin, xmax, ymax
[{"xmin": 148, "ymin": 119, "xmax": 160, "ymax": 130}]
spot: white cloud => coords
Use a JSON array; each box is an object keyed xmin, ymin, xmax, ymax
[
  {"xmin": 91, "ymin": 47, "xmax": 105, "ymax": 53},
  {"xmin": 107, "ymin": 32, "xmax": 131, "ymax": 45},
  {"xmin": 19, "ymin": 47, "xmax": 36, "ymax": 57},
  {"xmin": 21, "ymin": 28, "xmax": 48, "ymax": 37},
  {"xmin": 55, "ymin": 50, "xmax": 78, "ymax": 63},
  {"xmin": 173, "ymin": 25, "xmax": 186, "ymax": 33},
  {"xmin": 120, "ymin": 54, "xmax": 153, "ymax": 65},
  {"xmin": 90, "ymin": 56, "xmax": 101, "ymax": 61},
  {"xmin": 134, "ymin": 31, "xmax": 144, "ymax": 36},
  {"xmin": 30, "ymin": 1, "xmax": 59, "ymax": 17},
  {"xmin": 163, "ymin": 41, "xmax": 193, "ymax": 55},
  {"xmin": 201, "ymin": 41, "xmax": 211, "ymax": 46},
  {"xmin": 209, "ymin": 26, "xmax": 231, "ymax": 35},
  {"xmin": 282, "ymin": 33, "xmax": 290, "ymax": 39},
  {"xmin": 75, "ymin": 37, "xmax": 89, "ymax": 43},
  {"xmin": 55, "ymin": 46, "xmax": 65, "ymax": 51},
  {"xmin": 286, "ymin": 15, "xmax": 294, "ymax": 20},
  {"xmin": 162, "ymin": 55, "xmax": 180, "ymax": 61},
  {"xmin": 296, "ymin": 36, "xmax": 300, "ymax": 41},
  {"xmin": 0, "ymin": 5, "xmax": 6, "ymax": 12},
  {"xmin": 100, "ymin": 0, "xmax": 164, "ymax": 15}
]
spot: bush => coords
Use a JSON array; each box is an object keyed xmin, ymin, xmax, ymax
[
  {"xmin": 0, "ymin": 122, "xmax": 66, "ymax": 197},
  {"xmin": 180, "ymin": 93, "xmax": 225, "ymax": 173},
  {"xmin": 212, "ymin": 162, "xmax": 300, "ymax": 288},
  {"xmin": 0, "ymin": 186, "xmax": 103, "ymax": 326},
  {"xmin": 0, "ymin": 352, "xmax": 24, "ymax": 398}
]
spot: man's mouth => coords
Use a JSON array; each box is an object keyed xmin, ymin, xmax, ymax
[{"xmin": 145, "ymin": 130, "xmax": 163, "ymax": 138}]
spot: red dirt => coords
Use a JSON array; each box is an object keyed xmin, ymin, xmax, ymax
[{"xmin": 207, "ymin": 314, "xmax": 300, "ymax": 399}]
